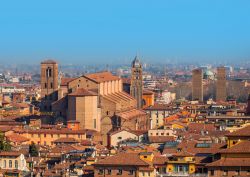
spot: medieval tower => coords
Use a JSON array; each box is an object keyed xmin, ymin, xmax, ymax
[
  {"xmin": 40, "ymin": 60, "xmax": 58, "ymax": 111},
  {"xmin": 130, "ymin": 56, "xmax": 143, "ymax": 109}
]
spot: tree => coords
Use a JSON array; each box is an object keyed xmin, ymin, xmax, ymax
[
  {"xmin": 29, "ymin": 142, "xmax": 39, "ymax": 157},
  {"xmin": 0, "ymin": 132, "xmax": 11, "ymax": 151}
]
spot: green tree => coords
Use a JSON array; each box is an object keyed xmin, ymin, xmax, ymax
[
  {"xmin": 29, "ymin": 142, "xmax": 39, "ymax": 157},
  {"xmin": 0, "ymin": 132, "xmax": 11, "ymax": 151}
]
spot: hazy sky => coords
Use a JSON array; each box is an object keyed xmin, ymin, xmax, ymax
[{"xmin": 0, "ymin": 0, "xmax": 250, "ymax": 64}]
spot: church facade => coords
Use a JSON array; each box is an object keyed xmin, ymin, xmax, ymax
[{"xmin": 40, "ymin": 59, "xmax": 150, "ymax": 145}]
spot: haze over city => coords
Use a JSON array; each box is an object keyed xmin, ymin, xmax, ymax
[
  {"xmin": 1, "ymin": 1, "xmax": 250, "ymax": 177},
  {"xmin": 0, "ymin": 0, "xmax": 250, "ymax": 64}
]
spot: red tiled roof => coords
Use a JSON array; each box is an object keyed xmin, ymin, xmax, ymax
[
  {"xmin": 116, "ymin": 109, "xmax": 147, "ymax": 120},
  {"xmin": 60, "ymin": 78, "xmax": 76, "ymax": 86},
  {"xmin": 153, "ymin": 156, "xmax": 167, "ymax": 165},
  {"xmin": 220, "ymin": 141, "xmax": 250, "ymax": 154},
  {"xmin": 68, "ymin": 88, "xmax": 97, "ymax": 97},
  {"xmin": 6, "ymin": 133, "xmax": 29, "ymax": 143},
  {"xmin": 148, "ymin": 136, "xmax": 175, "ymax": 143},
  {"xmin": 94, "ymin": 152, "xmax": 150, "ymax": 166},
  {"xmin": 188, "ymin": 123, "xmax": 216, "ymax": 133},
  {"xmin": 226, "ymin": 125, "xmax": 250, "ymax": 137},
  {"xmin": 85, "ymin": 71, "xmax": 120, "ymax": 83},
  {"xmin": 206, "ymin": 158, "xmax": 250, "ymax": 167},
  {"xmin": 0, "ymin": 151, "xmax": 22, "ymax": 157},
  {"xmin": 14, "ymin": 128, "xmax": 86, "ymax": 135}
]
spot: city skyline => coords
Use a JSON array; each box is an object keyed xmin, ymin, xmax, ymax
[{"xmin": 0, "ymin": 0, "xmax": 250, "ymax": 64}]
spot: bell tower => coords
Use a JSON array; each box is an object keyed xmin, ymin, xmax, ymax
[
  {"xmin": 130, "ymin": 56, "xmax": 143, "ymax": 109},
  {"xmin": 40, "ymin": 60, "xmax": 58, "ymax": 111}
]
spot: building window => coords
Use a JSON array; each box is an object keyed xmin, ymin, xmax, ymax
[
  {"xmin": 46, "ymin": 68, "xmax": 52, "ymax": 77},
  {"xmin": 78, "ymin": 134, "xmax": 81, "ymax": 138},
  {"xmin": 38, "ymin": 134, "xmax": 41, "ymax": 138},
  {"xmin": 117, "ymin": 169, "xmax": 122, "ymax": 175},
  {"xmin": 129, "ymin": 170, "xmax": 134, "ymax": 175},
  {"xmin": 51, "ymin": 134, "xmax": 53, "ymax": 138},
  {"xmin": 45, "ymin": 83, "xmax": 47, "ymax": 88},
  {"xmin": 148, "ymin": 172, "xmax": 150, "ymax": 176},
  {"xmin": 118, "ymin": 137, "xmax": 122, "ymax": 140},
  {"xmin": 44, "ymin": 134, "xmax": 46, "ymax": 138},
  {"xmin": 3, "ymin": 160, "xmax": 6, "ymax": 168},
  {"xmin": 161, "ymin": 133, "xmax": 164, "ymax": 135},
  {"xmin": 44, "ymin": 141, "xmax": 46, "ymax": 146},
  {"xmin": 235, "ymin": 170, "xmax": 240, "ymax": 176},
  {"xmin": 94, "ymin": 119, "xmax": 96, "ymax": 129},
  {"xmin": 247, "ymin": 170, "xmax": 250, "ymax": 175},
  {"xmin": 144, "ymin": 156, "xmax": 147, "ymax": 158},
  {"xmin": 15, "ymin": 160, "xmax": 18, "ymax": 169},
  {"xmin": 107, "ymin": 169, "xmax": 111, "ymax": 175},
  {"xmin": 142, "ymin": 172, "xmax": 145, "ymax": 176},
  {"xmin": 57, "ymin": 134, "xmax": 60, "ymax": 138},
  {"xmin": 51, "ymin": 82, "xmax": 53, "ymax": 88},
  {"xmin": 210, "ymin": 170, "xmax": 214, "ymax": 176},
  {"xmin": 9, "ymin": 160, "xmax": 12, "ymax": 168},
  {"xmin": 98, "ymin": 169, "xmax": 103, "ymax": 175},
  {"xmin": 223, "ymin": 170, "xmax": 228, "ymax": 176}
]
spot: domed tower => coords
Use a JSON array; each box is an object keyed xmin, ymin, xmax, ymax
[{"xmin": 130, "ymin": 56, "xmax": 143, "ymax": 109}]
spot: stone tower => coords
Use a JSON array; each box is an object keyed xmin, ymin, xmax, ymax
[
  {"xmin": 216, "ymin": 67, "xmax": 227, "ymax": 102},
  {"xmin": 192, "ymin": 68, "xmax": 203, "ymax": 102},
  {"xmin": 247, "ymin": 94, "xmax": 250, "ymax": 115},
  {"xmin": 130, "ymin": 56, "xmax": 143, "ymax": 109},
  {"xmin": 40, "ymin": 60, "xmax": 58, "ymax": 111}
]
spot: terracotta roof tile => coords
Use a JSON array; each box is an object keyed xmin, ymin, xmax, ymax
[
  {"xmin": 207, "ymin": 158, "xmax": 250, "ymax": 167},
  {"xmin": 148, "ymin": 136, "xmax": 175, "ymax": 143},
  {"xmin": 60, "ymin": 77, "xmax": 76, "ymax": 86},
  {"xmin": 116, "ymin": 109, "xmax": 147, "ymax": 120},
  {"xmin": 6, "ymin": 133, "xmax": 29, "ymax": 143},
  {"xmin": 85, "ymin": 71, "xmax": 120, "ymax": 83},
  {"xmin": 226, "ymin": 125, "xmax": 250, "ymax": 137},
  {"xmin": 0, "ymin": 151, "xmax": 22, "ymax": 157},
  {"xmin": 94, "ymin": 152, "xmax": 150, "ymax": 166},
  {"xmin": 53, "ymin": 137, "xmax": 79, "ymax": 143},
  {"xmin": 220, "ymin": 141, "xmax": 250, "ymax": 154},
  {"xmin": 68, "ymin": 88, "xmax": 97, "ymax": 96}
]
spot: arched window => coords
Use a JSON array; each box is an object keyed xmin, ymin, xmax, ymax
[{"xmin": 46, "ymin": 67, "xmax": 52, "ymax": 78}]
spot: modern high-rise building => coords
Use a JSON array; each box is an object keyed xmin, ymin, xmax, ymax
[
  {"xmin": 192, "ymin": 68, "xmax": 203, "ymax": 102},
  {"xmin": 40, "ymin": 60, "xmax": 58, "ymax": 111},
  {"xmin": 216, "ymin": 67, "xmax": 227, "ymax": 102},
  {"xmin": 130, "ymin": 56, "xmax": 143, "ymax": 109}
]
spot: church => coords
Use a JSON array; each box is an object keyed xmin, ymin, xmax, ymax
[{"xmin": 40, "ymin": 57, "xmax": 150, "ymax": 145}]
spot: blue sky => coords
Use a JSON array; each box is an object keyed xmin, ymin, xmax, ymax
[{"xmin": 0, "ymin": 0, "xmax": 250, "ymax": 64}]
